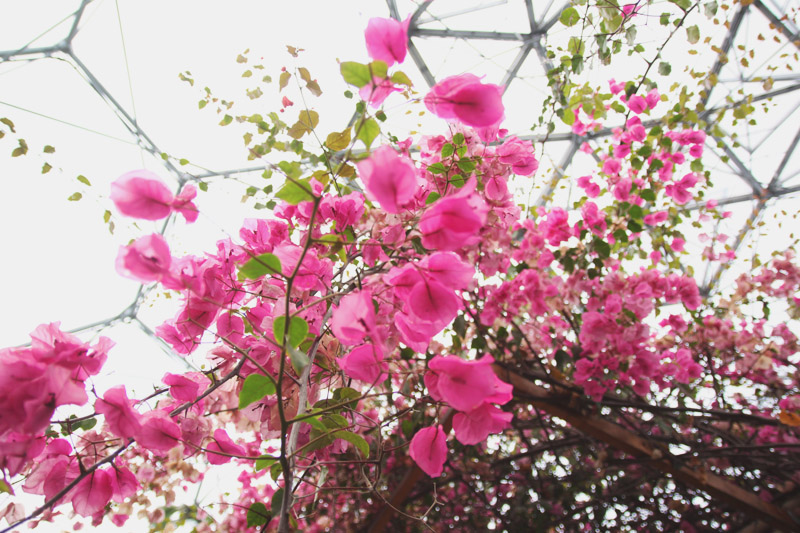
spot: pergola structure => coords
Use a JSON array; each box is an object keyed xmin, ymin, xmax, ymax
[{"xmin": 2, "ymin": 1, "xmax": 800, "ymax": 530}]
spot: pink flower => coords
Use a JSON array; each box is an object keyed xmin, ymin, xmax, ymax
[
  {"xmin": 356, "ymin": 145, "xmax": 418, "ymax": 214},
  {"xmin": 419, "ymin": 194, "xmax": 487, "ymax": 251},
  {"xmin": 108, "ymin": 465, "xmax": 138, "ymax": 503},
  {"xmin": 646, "ymin": 89, "xmax": 660, "ymax": 110},
  {"xmin": 497, "ymin": 136, "xmax": 538, "ymax": 176},
  {"xmin": 331, "ymin": 290, "xmax": 380, "ymax": 345},
  {"xmin": 424, "ymin": 74, "xmax": 505, "ymax": 128},
  {"xmin": 163, "ymin": 372, "xmax": 210, "ymax": 403},
  {"xmin": 453, "ymin": 403, "xmax": 512, "ymax": 445},
  {"xmin": 171, "ymin": 184, "xmax": 199, "ymax": 223},
  {"xmin": 627, "ymin": 95, "xmax": 647, "ymax": 114},
  {"xmin": 643, "ymin": 211, "xmax": 668, "ymax": 225},
  {"xmin": 338, "ymin": 344, "xmax": 388, "ymax": 384},
  {"xmin": 365, "ymin": 17, "xmax": 410, "ymax": 66},
  {"xmin": 602, "ymin": 157, "xmax": 621, "ymax": 176},
  {"xmin": 135, "ymin": 413, "xmax": 181, "ymax": 454},
  {"xmin": 111, "ymin": 170, "xmax": 198, "ymax": 223},
  {"xmin": 71, "ymin": 469, "xmax": 113, "ymax": 517},
  {"xmin": 577, "ymin": 176, "xmax": 600, "ymax": 198},
  {"xmin": 622, "ymin": 3, "xmax": 639, "ymax": 16},
  {"xmin": 359, "ymin": 77, "xmax": 403, "ymax": 107},
  {"xmin": 116, "ymin": 233, "xmax": 174, "ymax": 285},
  {"xmin": 206, "ymin": 429, "xmax": 246, "ymax": 465},
  {"xmin": 427, "ymin": 354, "xmax": 512, "ymax": 412},
  {"xmin": 95, "ymin": 386, "xmax": 142, "ymax": 439},
  {"xmin": 409, "ymin": 425, "xmax": 447, "ymax": 477},
  {"xmin": 672, "ymin": 237, "xmax": 685, "ymax": 252},
  {"xmin": 608, "ymin": 78, "xmax": 625, "ymax": 94},
  {"xmin": 111, "ymin": 170, "xmax": 173, "ymax": 220}
]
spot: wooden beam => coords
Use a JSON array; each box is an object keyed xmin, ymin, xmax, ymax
[
  {"xmin": 492, "ymin": 365, "xmax": 799, "ymax": 533},
  {"xmin": 365, "ymin": 367, "xmax": 799, "ymax": 532}
]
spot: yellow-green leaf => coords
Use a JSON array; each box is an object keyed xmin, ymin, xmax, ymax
[
  {"xmin": 77, "ymin": 174, "xmax": 91, "ymax": 186},
  {"xmin": 279, "ymin": 71, "xmax": 291, "ymax": 90},
  {"xmin": 325, "ymin": 128, "xmax": 351, "ymax": 151},
  {"xmin": 340, "ymin": 61, "xmax": 371, "ymax": 88},
  {"xmin": 42, "ymin": 163, "xmax": 52, "ymax": 174},
  {"xmin": 67, "ymin": 192, "xmax": 82, "ymax": 201},
  {"xmin": 356, "ymin": 118, "xmax": 379, "ymax": 149},
  {"xmin": 43, "ymin": 145, "xmax": 55, "ymax": 153}
]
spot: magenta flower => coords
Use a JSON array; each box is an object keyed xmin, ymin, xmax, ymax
[
  {"xmin": 71, "ymin": 469, "xmax": 113, "ymax": 517},
  {"xmin": 419, "ymin": 195, "xmax": 487, "ymax": 251},
  {"xmin": 95, "ymin": 386, "xmax": 142, "ymax": 439},
  {"xmin": 331, "ymin": 290, "xmax": 380, "ymax": 345},
  {"xmin": 360, "ymin": 76, "xmax": 403, "ymax": 107},
  {"xmin": 409, "ymin": 425, "xmax": 447, "ymax": 477},
  {"xmin": 424, "ymin": 74, "xmax": 505, "ymax": 128},
  {"xmin": 627, "ymin": 94, "xmax": 647, "ymax": 114},
  {"xmin": 338, "ymin": 344, "xmax": 388, "ymax": 384},
  {"xmin": 427, "ymin": 354, "xmax": 512, "ymax": 412},
  {"xmin": 365, "ymin": 17, "xmax": 410, "ymax": 66},
  {"xmin": 206, "ymin": 429, "xmax": 246, "ymax": 465},
  {"xmin": 115, "ymin": 233, "xmax": 174, "ymax": 284},
  {"xmin": 453, "ymin": 403, "xmax": 513, "ymax": 445},
  {"xmin": 110, "ymin": 170, "xmax": 198, "ymax": 222},
  {"xmin": 356, "ymin": 145, "xmax": 419, "ymax": 214}
]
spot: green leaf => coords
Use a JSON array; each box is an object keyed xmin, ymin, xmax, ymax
[
  {"xmin": 272, "ymin": 316, "xmax": 309, "ymax": 348},
  {"xmin": 628, "ymin": 204, "xmax": 644, "ymax": 220},
  {"xmin": 247, "ymin": 502, "xmax": 271, "ymax": 528},
  {"xmin": 275, "ymin": 179, "xmax": 314, "ymax": 204},
  {"xmin": 594, "ymin": 239, "xmax": 611, "ymax": 259},
  {"xmin": 271, "ymin": 488, "xmax": 285, "ymax": 517},
  {"xmin": 686, "ymin": 25, "xmax": 700, "ymax": 45},
  {"xmin": 427, "ymin": 162, "xmax": 447, "ymax": 174},
  {"xmin": 658, "ymin": 62, "xmax": 672, "ymax": 76},
  {"xmin": 255, "ymin": 456, "xmax": 277, "ymax": 471},
  {"xmin": 368, "ymin": 60, "xmax": 388, "ymax": 79},
  {"xmin": 67, "ymin": 192, "xmax": 82, "ymax": 201},
  {"xmin": 279, "ymin": 71, "xmax": 291, "ymax": 90},
  {"xmin": 453, "ymin": 133, "xmax": 465, "ymax": 145},
  {"xmin": 43, "ymin": 145, "xmax": 55, "ymax": 153},
  {"xmin": 219, "ymin": 114, "xmax": 233, "ymax": 126},
  {"xmin": 239, "ymin": 374, "xmax": 276, "ymax": 409},
  {"xmin": 103, "ymin": 210, "xmax": 112, "ymax": 223},
  {"xmin": 627, "ymin": 219, "xmax": 643, "ymax": 233},
  {"xmin": 613, "ymin": 228, "xmax": 629, "ymax": 243},
  {"xmin": 340, "ymin": 61, "xmax": 371, "ymax": 88},
  {"xmin": 356, "ymin": 118, "xmax": 380, "ymax": 149},
  {"xmin": 11, "ymin": 139, "xmax": 28, "ymax": 157},
  {"xmin": 669, "ymin": 0, "xmax": 692, "ymax": 10},
  {"xmin": 270, "ymin": 461, "xmax": 282, "ymax": 482},
  {"xmin": 325, "ymin": 128, "xmax": 351, "ymax": 151},
  {"xmin": 426, "ymin": 191, "xmax": 440, "ymax": 205},
  {"xmin": 560, "ymin": 6, "xmax": 580, "ymax": 26},
  {"xmin": 456, "ymin": 159, "xmax": 476, "ymax": 173},
  {"xmin": 390, "ymin": 71, "xmax": 413, "ymax": 86},
  {"xmin": 239, "ymin": 253, "xmax": 282, "ymax": 279},
  {"xmin": 77, "ymin": 174, "xmax": 91, "ymax": 186},
  {"xmin": 0, "ymin": 479, "xmax": 12, "ymax": 495},
  {"xmin": 288, "ymin": 346, "xmax": 310, "ymax": 374},
  {"xmin": 441, "ymin": 143, "xmax": 455, "ymax": 158},
  {"xmin": 42, "ymin": 163, "xmax": 52, "ymax": 174},
  {"xmin": 331, "ymin": 430, "xmax": 369, "ymax": 458},
  {"xmin": 640, "ymin": 189, "xmax": 656, "ymax": 202},
  {"xmin": 287, "ymin": 110, "xmax": 320, "ymax": 139}
]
